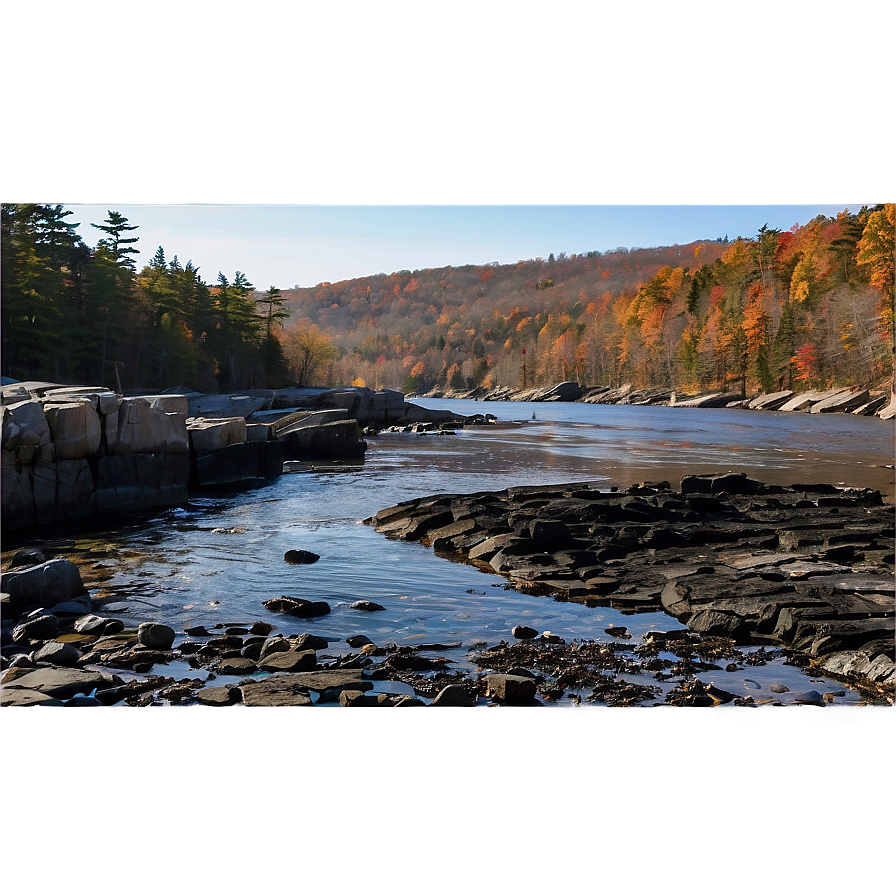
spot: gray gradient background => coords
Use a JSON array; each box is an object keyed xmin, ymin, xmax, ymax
[{"xmin": 0, "ymin": 0, "xmax": 894, "ymax": 894}]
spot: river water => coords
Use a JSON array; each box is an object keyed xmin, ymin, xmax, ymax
[{"xmin": 14, "ymin": 400, "xmax": 895, "ymax": 705}]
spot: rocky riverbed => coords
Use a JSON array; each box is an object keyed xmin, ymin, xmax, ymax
[{"xmin": 2, "ymin": 472, "xmax": 893, "ymax": 707}]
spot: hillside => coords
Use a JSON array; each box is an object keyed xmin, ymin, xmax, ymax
[{"xmin": 280, "ymin": 206, "xmax": 894, "ymax": 397}]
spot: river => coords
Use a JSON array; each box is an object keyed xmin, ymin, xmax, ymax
[{"xmin": 15, "ymin": 399, "xmax": 891, "ymax": 706}]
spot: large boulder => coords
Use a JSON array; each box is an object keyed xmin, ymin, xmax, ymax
[
  {"xmin": 44, "ymin": 401, "xmax": 103, "ymax": 460},
  {"xmin": 187, "ymin": 417, "xmax": 248, "ymax": 455},
  {"xmin": 191, "ymin": 440, "xmax": 283, "ymax": 488},
  {"xmin": 95, "ymin": 453, "xmax": 191, "ymax": 515},
  {"xmin": 106, "ymin": 397, "xmax": 189, "ymax": 455},
  {"xmin": 2, "ymin": 399, "xmax": 54, "ymax": 465},
  {"xmin": 1, "ymin": 558, "xmax": 87, "ymax": 616},
  {"xmin": 278, "ymin": 419, "xmax": 366, "ymax": 460}
]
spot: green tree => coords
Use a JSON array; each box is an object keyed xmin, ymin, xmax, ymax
[{"xmin": 91, "ymin": 210, "xmax": 140, "ymax": 269}]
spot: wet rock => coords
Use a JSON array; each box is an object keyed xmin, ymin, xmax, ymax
[
  {"xmin": 284, "ymin": 549, "xmax": 320, "ymax": 565},
  {"xmin": 393, "ymin": 695, "xmax": 426, "ymax": 706},
  {"xmin": 258, "ymin": 648, "xmax": 316, "ymax": 673},
  {"xmin": 794, "ymin": 690, "xmax": 826, "ymax": 707},
  {"xmin": 7, "ymin": 548, "xmax": 48, "ymax": 568},
  {"xmin": 263, "ymin": 596, "xmax": 330, "ymax": 617},
  {"xmin": 512, "ymin": 625, "xmax": 538, "ymax": 640},
  {"xmin": 349, "ymin": 600, "xmax": 385, "ymax": 612},
  {"xmin": 293, "ymin": 632, "xmax": 329, "ymax": 651},
  {"xmin": 65, "ymin": 695, "xmax": 103, "ymax": 707},
  {"xmin": 430, "ymin": 684, "xmax": 477, "ymax": 706},
  {"xmin": 2, "ymin": 666, "xmax": 123, "ymax": 699},
  {"xmin": 32, "ymin": 641, "xmax": 82, "ymax": 666},
  {"xmin": 347, "ymin": 635, "xmax": 374, "ymax": 648},
  {"xmin": 259, "ymin": 635, "xmax": 292, "ymax": 659},
  {"xmin": 249, "ymin": 621, "xmax": 275, "ymax": 636},
  {"xmin": 185, "ymin": 625, "xmax": 212, "ymax": 637},
  {"xmin": 1, "ymin": 688, "xmax": 65, "ymax": 706},
  {"xmin": 486, "ymin": 674, "xmax": 538, "ymax": 704},
  {"xmin": 769, "ymin": 683, "xmax": 790, "ymax": 693},
  {"xmin": 239, "ymin": 676, "xmax": 314, "ymax": 706},
  {"xmin": 217, "ymin": 657, "xmax": 258, "ymax": 676},
  {"xmin": 137, "ymin": 622, "xmax": 176, "ymax": 650},
  {"xmin": 240, "ymin": 641, "xmax": 263, "ymax": 661},
  {"xmin": 74, "ymin": 614, "xmax": 110, "ymax": 635},
  {"xmin": 13, "ymin": 614, "xmax": 60, "ymax": 643},
  {"xmin": 195, "ymin": 685, "xmax": 242, "ymax": 706},
  {"xmin": 2, "ymin": 558, "xmax": 86, "ymax": 615},
  {"xmin": 604, "ymin": 625, "xmax": 631, "ymax": 639}
]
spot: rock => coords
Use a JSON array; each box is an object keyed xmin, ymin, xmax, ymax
[
  {"xmin": 13, "ymin": 614, "xmax": 60, "ymax": 643},
  {"xmin": 137, "ymin": 623, "xmax": 176, "ymax": 650},
  {"xmin": 486, "ymin": 674, "xmax": 538, "ymax": 704},
  {"xmin": 259, "ymin": 636, "xmax": 292, "ymax": 659},
  {"xmin": 604, "ymin": 625, "xmax": 631, "ymax": 639},
  {"xmin": 45, "ymin": 595, "xmax": 93, "ymax": 616},
  {"xmin": 195, "ymin": 686, "xmax": 241, "ymax": 706},
  {"xmin": 239, "ymin": 676, "xmax": 315, "ymax": 706},
  {"xmin": 65, "ymin": 695, "xmax": 103, "ymax": 707},
  {"xmin": 95, "ymin": 452, "xmax": 191, "ymax": 516},
  {"xmin": 2, "ymin": 666, "xmax": 123, "ymax": 699},
  {"xmin": 794, "ymin": 690, "xmax": 826, "ymax": 707},
  {"xmin": 747, "ymin": 391, "xmax": 794, "ymax": 411},
  {"xmin": 187, "ymin": 417, "xmax": 248, "ymax": 454},
  {"xmin": 8, "ymin": 548, "xmax": 47, "ymax": 568},
  {"xmin": 349, "ymin": 600, "xmax": 385, "ymax": 612},
  {"xmin": 769, "ymin": 683, "xmax": 790, "ymax": 693},
  {"xmin": 393, "ymin": 695, "xmax": 426, "ymax": 706},
  {"xmin": 216, "ymin": 657, "xmax": 258, "ymax": 675},
  {"xmin": 292, "ymin": 633, "xmax": 329, "ymax": 651},
  {"xmin": 278, "ymin": 419, "xmax": 367, "ymax": 461},
  {"xmin": 107, "ymin": 397, "xmax": 189, "ymax": 455},
  {"xmin": 1, "ymin": 687, "xmax": 65, "ymax": 707},
  {"xmin": 284, "ymin": 550, "xmax": 320, "ymax": 565},
  {"xmin": 44, "ymin": 400, "xmax": 102, "ymax": 459},
  {"xmin": 346, "ymin": 635, "xmax": 373, "ymax": 648},
  {"xmin": 512, "ymin": 625, "xmax": 538, "ymax": 640},
  {"xmin": 1, "ymin": 558, "xmax": 86, "ymax": 615},
  {"xmin": 74, "ymin": 614, "xmax": 111, "ymax": 635},
  {"xmin": 32, "ymin": 641, "xmax": 82, "ymax": 666},
  {"xmin": 263, "ymin": 596, "xmax": 330, "ymax": 617},
  {"xmin": 257, "ymin": 648, "xmax": 316, "ymax": 673},
  {"xmin": 430, "ymin": 684, "xmax": 477, "ymax": 706},
  {"xmin": 191, "ymin": 440, "xmax": 283, "ymax": 488},
  {"xmin": 809, "ymin": 389, "xmax": 870, "ymax": 414},
  {"xmin": 249, "ymin": 621, "xmax": 275, "ymax": 636}
]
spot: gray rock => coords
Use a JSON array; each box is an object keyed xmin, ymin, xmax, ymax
[
  {"xmin": 349, "ymin": 600, "xmax": 386, "ymax": 612},
  {"xmin": 137, "ymin": 623, "xmax": 176, "ymax": 650},
  {"xmin": 769, "ymin": 684, "xmax": 790, "ymax": 693},
  {"xmin": 217, "ymin": 657, "xmax": 258, "ymax": 675},
  {"xmin": 1, "ymin": 558, "xmax": 86, "ymax": 615},
  {"xmin": 486, "ymin": 674, "xmax": 538, "ymax": 704},
  {"xmin": 512, "ymin": 625, "xmax": 538, "ymax": 640},
  {"xmin": 794, "ymin": 690, "xmax": 826, "ymax": 706},
  {"xmin": 259, "ymin": 636, "xmax": 292, "ymax": 659},
  {"xmin": 430, "ymin": 684, "xmax": 477, "ymax": 706},
  {"xmin": 292, "ymin": 632, "xmax": 329, "ymax": 651},
  {"xmin": 32, "ymin": 641, "xmax": 82, "ymax": 666},
  {"xmin": 3, "ymin": 666, "xmax": 123, "ymax": 699},
  {"xmin": 195, "ymin": 685, "xmax": 241, "ymax": 706},
  {"xmin": 1, "ymin": 687, "xmax": 65, "ymax": 706},
  {"xmin": 12, "ymin": 614, "xmax": 60, "ymax": 643},
  {"xmin": 263, "ymin": 596, "xmax": 330, "ymax": 617},
  {"xmin": 46, "ymin": 595, "xmax": 93, "ymax": 616},
  {"xmin": 239, "ymin": 676, "xmax": 314, "ymax": 706},
  {"xmin": 74, "ymin": 614, "xmax": 110, "ymax": 634},
  {"xmin": 257, "ymin": 648, "xmax": 316, "ymax": 673}
]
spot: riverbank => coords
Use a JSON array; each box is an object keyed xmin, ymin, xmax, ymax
[
  {"xmin": 3, "ymin": 472, "xmax": 892, "ymax": 706},
  {"xmin": 419, "ymin": 381, "xmax": 896, "ymax": 419}
]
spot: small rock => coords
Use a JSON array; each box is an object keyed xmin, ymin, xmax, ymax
[
  {"xmin": 293, "ymin": 632, "xmax": 329, "ymax": 651},
  {"xmin": 393, "ymin": 695, "xmax": 426, "ymax": 706},
  {"xmin": 13, "ymin": 614, "xmax": 60, "ymax": 643},
  {"xmin": 284, "ymin": 550, "xmax": 320, "ymax": 565},
  {"xmin": 195, "ymin": 686, "xmax": 241, "ymax": 706},
  {"xmin": 32, "ymin": 641, "xmax": 82, "ymax": 666},
  {"xmin": 8, "ymin": 548, "xmax": 48, "ymax": 568},
  {"xmin": 64, "ymin": 695, "xmax": 103, "ymax": 707},
  {"xmin": 217, "ymin": 657, "xmax": 258, "ymax": 675},
  {"xmin": 604, "ymin": 625, "xmax": 631, "ymax": 639},
  {"xmin": 725, "ymin": 663, "xmax": 739, "ymax": 672},
  {"xmin": 263, "ymin": 596, "xmax": 330, "ymax": 617},
  {"xmin": 769, "ymin": 683, "xmax": 790, "ymax": 693},
  {"xmin": 74, "ymin": 614, "xmax": 111, "ymax": 635},
  {"xmin": 486, "ymin": 674, "xmax": 538, "ymax": 704},
  {"xmin": 430, "ymin": 684, "xmax": 477, "ymax": 706},
  {"xmin": 349, "ymin": 600, "xmax": 386, "ymax": 612},
  {"xmin": 185, "ymin": 625, "xmax": 211, "ymax": 637},
  {"xmin": 137, "ymin": 623, "xmax": 176, "ymax": 650},
  {"xmin": 9, "ymin": 654, "xmax": 35, "ymax": 669},
  {"xmin": 346, "ymin": 635, "xmax": 374, "ymax": 648},
  {"xmin": 258, "ymin": 648, "xmax": 316, "ymax": 673},
  {"xmin": 512, "ymin": 625, "xmax": 538, "ymax": 640},
  {"xmin": 540, "ymin": 631, "xmax": 563, "ymax": 644},
  {"xmin": 249, "ymin": 621, "xmax": 275, "ymax": 636},
  {"xmin": 259, "ymin": 636, "xmax": 292, "ymax": 659},
  {"xmin": 794, "ymin": 690, "xmax": 826, "ymax": 707}
]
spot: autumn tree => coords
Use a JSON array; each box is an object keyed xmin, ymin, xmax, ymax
[{"xmin": 282, "ymin": 323, "xmax": 338, "ymax": 386}]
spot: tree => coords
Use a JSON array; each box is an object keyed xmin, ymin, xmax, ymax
[
  {"xmin": 856, "ymin": 203, "xmax": 895, "ymax": 350},
  {"xmin": 91, "ymin": 210, "xmax": 139, "ymax": 269},
  {"xmin": 281, "ymin": 323, "xmax": 338, "ymax": 386}
]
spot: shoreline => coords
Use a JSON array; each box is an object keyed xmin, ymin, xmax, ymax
[{"xmin": 3, "ymin": 472, "xmax": 892, "ymax": 707}]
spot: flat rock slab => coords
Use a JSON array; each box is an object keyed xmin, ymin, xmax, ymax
[
  {"xmin": 239, "ymin": 669, "xmax": 370, "ymax": 706},
  {"xmin": 1, "ymin": 687, "xmax": 66, "ymax": 707},
  {"xmin": 369, "ymin": 474, "xmax": 894, "ymax": 693}
]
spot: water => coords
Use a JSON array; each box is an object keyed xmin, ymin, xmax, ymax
[{"xmin": 11, "ymin": 400, "xmax": 894, "ymax": 704}]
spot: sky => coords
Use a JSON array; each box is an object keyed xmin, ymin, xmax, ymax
[{"xmin": 67, "ymin": 204, "xmax": 866, "ymax": 290}]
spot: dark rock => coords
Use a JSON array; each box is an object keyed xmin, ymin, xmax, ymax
[
  {"xmin": 346, "ymin": 635, "xmax": 374, "ymax": 648},
  {"xmin": 349, "ymin": 600, "xmax": 386, "ymax": 612},
  {"xmin": 259, "ymin": 635, "xmax": 292, "ymax": 659},
  {"xmin": 604, "ymin": 625, "xmax": 631, "ymax": 639},
  {"xmin": 284, "ymin": 549, "xmax": 320, "ymax": 565},
  {"xmin": 65, "ymin": 695, "xmax": 103, "ymax": 707},
  {"xmin": 12, "ymin": 614, "xmax": 60, "ymax": 643},
  {"xmin": 2, "ymin": 666, "xmax": 123, "ymax": 699},
  {"xmin": 293, "ymin": 632, "xmax": 329, "ymax": 651},
  {"xmin": 263, "ymin": 596, "xmax": 330, "ymax": 617},
  {"xmin": 430, "ymin": 684, "xmax": 477, "ymax": 706},
  {"xmin": 2, "ymin": 558, "xmax": 86, "ymax": 615},
  {"xmin": 258, "ymin": 648, "xmax": 316, "ymax": 673},
  {"xmin": 185, "ymin": 625, "xmax": 211, "ymax": 637},
  {"xmin": 73, "ymin": 614, "xmax": 110, "ymax": 635},
  {"xmin": 486, "ymin": 674, "xmax": 538, "ymax": 704},
  {"xmin": 195, "ymin": 685, "xmax": 241, "ymax": 706},
  {"xmin": 8, "ymin": 548, "xmax": 48, "ymax": 568},
  {"xmin": 240, "ymin": 641, "xmax": 263, "ymax": 661},
  {"xmin": 512, "ymin": 625, "xmax": 538, "ymax": 640},
  {"xmin": 794, "ymin": 690, "xmax": 826, "ymax": 707},
  {"xmin": 32, "ymin": 641, "xmax": 82, "ymax": 666},
  {"xmin": 770, "ymin": 683, "xmax": 790, "ymax": 693},
  {"xmin": 216, "ymin": 657, "xmax": 258, "ymax": 675},
  {"xmin": 137, "ymin": 622, "xmax": 176, "ymax": 650},
  {"xmin": 239, "ymin": 677, "xmax": 314, "ymax": 707},
  {"xmin": 393, "ymin": 695, "xmax": 426, "ymax": 706},
  {"xmin": 249, "ymin": 621, "xmax": 275, "ymax": 636}
]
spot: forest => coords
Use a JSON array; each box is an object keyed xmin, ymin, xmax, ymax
[{"xmin": 2, "ymin": 204, "xmax": 893, "ymax": 399}]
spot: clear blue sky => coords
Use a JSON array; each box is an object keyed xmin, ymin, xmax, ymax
[{"xmin": 67, "ymin": 204, "xmax": 863, "ymax": 291}]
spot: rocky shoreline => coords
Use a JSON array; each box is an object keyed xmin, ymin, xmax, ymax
[
  {"xmin": 3, "ymin": 473, "xmax": 892, "ymax": 707},
  {"xmin": 420, "ymin": 381, "xmax": 896, "ymax": 419}
]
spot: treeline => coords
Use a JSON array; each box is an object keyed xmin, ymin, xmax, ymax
[
  {"xmin": 1, "ymin": 205, "xmax": 292, "ymax": 391},
  {"xmin": 4, "ymin": 204, "xmax": 893, "ymax": 399},
  {"xmin": 282, "ymin": 205, "xmax": 894, "ymax": 395}
]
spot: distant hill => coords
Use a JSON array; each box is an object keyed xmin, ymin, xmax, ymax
[{"xmin": 278, "ymin": 205, "xmax": 895, "ymax": 397}]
